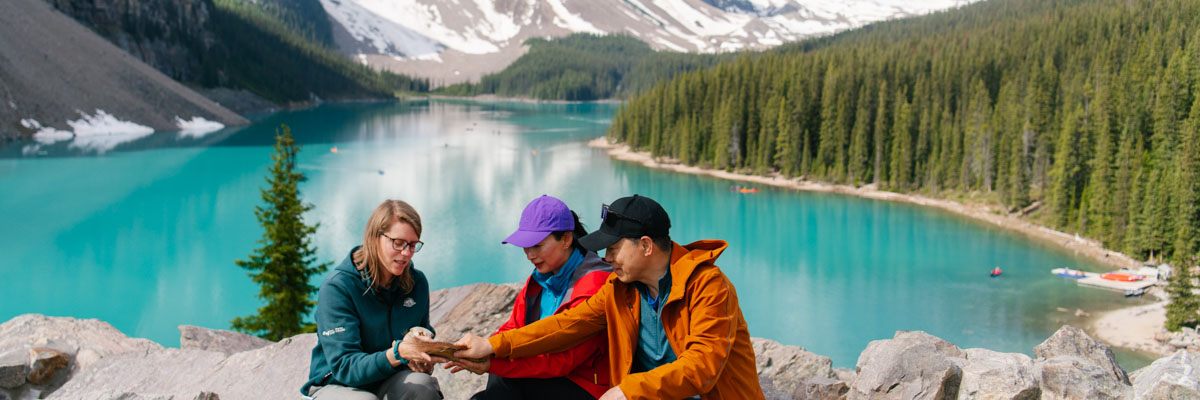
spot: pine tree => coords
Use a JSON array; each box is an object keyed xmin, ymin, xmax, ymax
[
  {"xmin": 232, "ymin": 125, "xmax": 330, "ymax": 341},
  {"xmin": 1050, "ymin": 104, "xmax": 1085, "ymax": 228},
  {"xmin": 1175, "ymin": 96, "xmax": 1200, "ymax": 260},
  {"xmin": 873, "ymin": 81, "xmax": 891, "ymax": 185},
  {"xmin": 849, "ymin": 82, "xmax": 873, "ymax": 185},
  {"xmin": 890, "ymin": 89, "xmax": 913, "ymax": 189},
  {"xmin": 1166, "ymin": 261, "xmax": 1199, "ymax": 331}
]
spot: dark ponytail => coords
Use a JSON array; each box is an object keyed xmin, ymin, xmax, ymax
[{"xmin": 551, "ymin": 211, "xmax": 589, "ymax": 254}]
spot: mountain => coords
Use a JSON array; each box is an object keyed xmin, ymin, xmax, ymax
[
  {"xmin": 43, "ymin": 0, "xmax": 428, "ymax": 108},
  {"xmin": 317, "ymin": 0, "xmax": 975, "ymax": 85},
  {"xmin": 0, "ymin": 0, "xmax": 247, "ymax": 142}
]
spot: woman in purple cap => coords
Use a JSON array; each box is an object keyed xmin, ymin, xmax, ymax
[{"xmin": 449, "ymin": 195, "xmax": 613, "ymax": 400}]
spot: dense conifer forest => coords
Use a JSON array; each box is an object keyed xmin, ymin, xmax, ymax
[
  {"xmin": 609, "ymin": 0, "xmax": 1200, "ymax": 268},
  {"xmin": 437, "ymin": 34, "xmax": 731, "ymax": 100}
]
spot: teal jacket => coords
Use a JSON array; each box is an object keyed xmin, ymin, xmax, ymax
[{"xmin": 301, "ymin": 246, "xmax": 433, "ymax": 395}]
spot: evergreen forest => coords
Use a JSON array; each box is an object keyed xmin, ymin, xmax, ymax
[
  {"xmin": 437, "ymin": 34, "xmax": 731, "ymax": 101},
  {"xmin": 608, "ymin": 0, "xmax": 1200, "ymax": 271}
]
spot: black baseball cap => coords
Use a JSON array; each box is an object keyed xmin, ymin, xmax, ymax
[{"xmin": 579, "ymin": 195, "xmax": 671, "ymax": 252}]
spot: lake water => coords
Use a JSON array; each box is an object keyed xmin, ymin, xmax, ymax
[{"xmin": 0, "ymin": 99, "xmax": 1154, "ymax": 368}]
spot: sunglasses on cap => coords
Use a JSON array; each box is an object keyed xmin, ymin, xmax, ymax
[{"xmin": 601, "ymin": 203, "xmax": 648, "ymax": 226}]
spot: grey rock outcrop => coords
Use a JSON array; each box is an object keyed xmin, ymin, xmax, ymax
[
  {"xmin": 1130, "ymin": 350, "xmax": 1200, "ymax": 399},
  {"xmin": 0, "ymin": 314, "xmax": 162, "ymax": 399},
  {"xmin": 1035, "ymin": 356, "xmax": 1129, "ymax": 399},
  {"xmin": 956, "ymin": 348, "xmax": 1039, "ymax": 400},
  {"xmin": 752, "ymin": 337, "xmax": 836, "ymax": 395},
  {"xmin": 850, "ymin": 330, "xmax": 965, "ymax": 400},
  {"xmin": 9, "ymin": 284, "xmax": 1194, "ymax": 399},
  {"xmin": 49, "ymin": 335, "xmax": 316, "ymax": 399},
  {"xmin": 427, "ymin": 282, "xmax": 520, "ymax": 399},
  {"xmin": 1032, "ymin": 325, "xmax": 1132, "ymax": 400},
  {"xmin": 0, "ymin": 348, "xmax": 30, "ymax": 389},
  {"xmin": 1034, "ymin": 325, "xmax": 1130, "ymax": 385},
  {"xmin": 178, "ymin": 325, "xmax": 272, "ymax": 355},
  {"xmin": 794, "ymin": 376, "xmax": 850, "ymax": 400}
]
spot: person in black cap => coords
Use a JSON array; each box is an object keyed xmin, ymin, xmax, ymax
[{"xmin": 448, "ymin": 195, "xmax": 764, "ymax": 400}]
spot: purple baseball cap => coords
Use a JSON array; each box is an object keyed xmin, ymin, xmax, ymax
[{"xmin": 502, "ymin": 195, "xmax": 575, "ymax": 248}]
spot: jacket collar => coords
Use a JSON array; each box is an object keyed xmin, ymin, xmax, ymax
[{"xmin": 664, "ymin": 240, "xmax": 727, "ymax": 305}]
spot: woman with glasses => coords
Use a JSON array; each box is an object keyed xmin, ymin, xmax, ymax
[
  {"xmin": 301, "ymin": 199, "xmax": 443, "ymax": 400},
  {"xmin": 448, "ymin": 195, "xmax": 613, "ymax": 400}
]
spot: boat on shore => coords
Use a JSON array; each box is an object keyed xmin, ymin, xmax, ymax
[{"xmin": 1052, "ymin": 267, "xmax": 1087, "ymax": 279}]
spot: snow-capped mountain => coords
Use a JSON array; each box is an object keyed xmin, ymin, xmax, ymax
[{"xmin": 320, "ymin": 0, "xmax": 974, "ymax": 84}]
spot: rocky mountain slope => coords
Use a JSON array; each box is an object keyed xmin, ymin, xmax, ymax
[
  {"xmin": 3, "ymin": 282, "xmax": 1200, "ymax": 399},
  {"xmin": 320, "ymin": 0, "xmax": 975, "ymax": 85},
  {"xmin": 0, "ymin": 0, "xmax": 247, "ymax": 142}
]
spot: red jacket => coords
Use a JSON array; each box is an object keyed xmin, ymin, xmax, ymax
[{"xmin": 489, "ymin": 252, "xmax": 613, "ymax": 398}]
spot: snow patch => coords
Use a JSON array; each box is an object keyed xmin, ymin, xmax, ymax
[
  {"xmin": 546, "ymin": 0, "xmax": 603, "ymax": 33},
  {"xmin": 323, "ymin": 0, "xmax": 978, "ymax": 56},
  {"xmin": 22, "ymin": 118, "xmax": 74, "ymax": 145},
  {"xmin": 50, "ymin": 110, "xmax": 155, "ymax": 153},
  {"xmin": 175, "ymin": 116, "xmax": 225, "ymax": 138},
  {"xmin": 320, "ymin": 0, "xmax": 444, "ymax": 57}
]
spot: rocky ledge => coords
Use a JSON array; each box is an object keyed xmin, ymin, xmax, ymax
[{"xmin": 2, "ymin": 282, "xmax": 1199, "ymax": 399}]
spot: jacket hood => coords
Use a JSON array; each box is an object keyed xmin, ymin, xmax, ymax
[{"xmin": 665, "ymin": 239, "xmax": 727, "ymax": 304}]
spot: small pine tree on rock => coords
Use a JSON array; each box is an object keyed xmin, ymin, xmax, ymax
[{"xmin": 232, "ymin": 124, "xmax": 329, "ymax": 341}]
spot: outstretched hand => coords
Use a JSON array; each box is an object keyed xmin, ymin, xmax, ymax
[
  {"xmin": 452, "ymin": 333, "xmax": 494, "ymax": 361},
  {"xmin": 390, "ymin": 335, "xmax": 449, "ymax": 372},
  {"xmin": 444, "ymin": 357, "xmax": 489, "ymax": 375}
]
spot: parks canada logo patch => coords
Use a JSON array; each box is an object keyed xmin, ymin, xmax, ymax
[{"xmin": 403, "ymin": 298, "xmax": 416, "ymax": 308}]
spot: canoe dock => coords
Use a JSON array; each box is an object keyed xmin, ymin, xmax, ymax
[{"xmin": 1051, "ymin": 267, "xmax": 1160, "ymax": 296}]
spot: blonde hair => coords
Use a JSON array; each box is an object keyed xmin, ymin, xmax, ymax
[{"xmin": 353, "ymin": 199, "xmax": 423, "ymax": 293}]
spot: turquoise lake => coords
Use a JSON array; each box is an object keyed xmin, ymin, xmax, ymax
[{"xmin": 0, "ymin": 99, "xmax": 1153, "ymax": 368}]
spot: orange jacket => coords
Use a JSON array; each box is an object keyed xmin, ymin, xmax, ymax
[{"xmin": 489, "ymin": 240, "xmax": 764, "ymax": 400}]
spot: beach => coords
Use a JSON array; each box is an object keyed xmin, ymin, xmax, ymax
[{"xmin": 589, "ymin": 137, "xmax": 1167, "ymax": 357}]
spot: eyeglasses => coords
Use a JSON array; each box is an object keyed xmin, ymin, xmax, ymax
[
  {"xmin": 381, "ymin": 233, "xmax": 423, "ymax": 253},
  {"xmin": 601, "ymin": 203, "xmax": 647, "ymax": 226}
]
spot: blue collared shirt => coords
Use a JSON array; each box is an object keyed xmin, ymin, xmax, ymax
[{"xmin": 632, "ymin": 271, "xmax": 676, "ymax": 373}]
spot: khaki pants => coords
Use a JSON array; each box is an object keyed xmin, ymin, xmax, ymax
[{"xmin": 309, "ymin": 369, "xmax": 440, "ymax": 400}]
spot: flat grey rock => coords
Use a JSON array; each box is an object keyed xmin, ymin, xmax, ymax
[
  {"xmin": 1130, "ymin": 350, "xmax": 1200, "ymax": 399},
  {"xmin": 178, "ymin": 325, "xmax": 272, "ymax": 355}
]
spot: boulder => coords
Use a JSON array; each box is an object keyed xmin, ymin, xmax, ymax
[
  {"xmin": 178, "ymin": 325, "xmax": 272, "ymax": 355},
  {"xmin": 752, "ymin": 337, "xmax": 836, "ymax": 395},
  {"xmin": 49, "ymin": 334, "xmax": 316, "ymax": 399},
  {"xmin": 0, "ymin": 314, "xmax": 161, "ymax": 397},
  {"xmin": 1130, "ymin": 350, "xmax": 1200, "ymax": 399},
  {"xmin": 1033, "ymin": 325, "xmax": 1129, "ymax": 385},
  {"xmin": 26, "ymin": 348, "xmax": 69, "ymax": 385},
  {"xmin": 759, "ymin": 376, "xmax": 791, "ymax": 400},
  {"xmin": 793, "ymin": 376, "xmax": 850, "ymax": 400},
  {"xmin": 849, "ymin": 331, "xmax": 965, "ymax": 400},
  {"xmin": 956, "ymin": 348, "xmax": 1039, "ymax": 400},
  {"xmin": 0, "ymin": 347, "xmax": 29, "ymax": 389},
  {"xmin": 1034, "ymin": 356, "xmax": 1129, "ymax": 399}
]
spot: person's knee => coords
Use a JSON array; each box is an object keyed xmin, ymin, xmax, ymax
[{"xmin": 391, "ymin": 372, "xmax": 439, "ymax": 400}]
